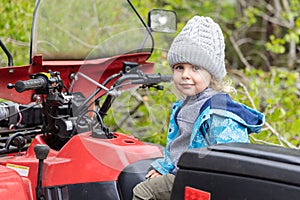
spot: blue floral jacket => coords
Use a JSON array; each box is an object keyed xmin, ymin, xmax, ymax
[{"xmin": 151, "ymin": 93, "xmax": 265, "ymax": 175}]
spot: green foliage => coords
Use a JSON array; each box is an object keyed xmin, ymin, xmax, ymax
[
  {"xmin": 265, "ymin": 35, "xmax": 286, "ymax": 54},
  {"xmin": 233, "ymin": 1, "xmax": 300, "ymax": 69},
  {"xmin": 234, "ymin": 68, "xmax": 300, "ymax": 147},
  {"xmin": 243, "ymin": 6, "xmax": 260, "ymax": 26},
  {"xmin": 0, "ymin": 0, "xmax": 34, "ymax": 66}
]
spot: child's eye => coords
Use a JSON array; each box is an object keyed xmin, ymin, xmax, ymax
[
  {"xmin": 193, "ymin": 65, "xmax": 201, "ymax": 71},
  {"xmin": 173, "ymin": 65, "xmax": 184, "ymax": 71}
]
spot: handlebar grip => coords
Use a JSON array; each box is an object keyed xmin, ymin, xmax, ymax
[
  {"xmin": 157, "ymin": 74, "xmax": 173, "ymax": 82},
  {"xmin": 131, "ymin": 74, "xmax": 173, "ymax": 84},
  {"xmin": 14, "ymin": 77, "xmax": 47, "ymax": 93}
]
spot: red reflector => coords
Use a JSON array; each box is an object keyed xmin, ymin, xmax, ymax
[{"xmin": 184, "ymin": 186, "xmax": 211, "ymax": 200}]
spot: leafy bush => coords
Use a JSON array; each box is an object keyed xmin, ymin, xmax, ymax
[
  {"xmin": 0, "ymin": 0, "xmax": 33, "ymax": 66},
  {"xmin": 233, "ymin": 67, "xmax": 300, "ymax": 148}
]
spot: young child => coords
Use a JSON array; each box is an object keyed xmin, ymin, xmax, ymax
[{"xmin": 132, "ymin": 16, "xmax": 265, "ymax": 200}]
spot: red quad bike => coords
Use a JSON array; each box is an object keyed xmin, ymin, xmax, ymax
[{"xmin": 1, "ymin": 1, "xmax": 300, "ymax": 200}]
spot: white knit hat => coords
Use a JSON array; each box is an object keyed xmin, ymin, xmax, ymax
[{"xmin": 168, "ymin": 16, "xmax": 226, "ymax": 80}]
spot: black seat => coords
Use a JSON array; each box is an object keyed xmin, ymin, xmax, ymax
[{"xmin": 118, "ymin": 157, "xmax": 161, "ymax": 200}]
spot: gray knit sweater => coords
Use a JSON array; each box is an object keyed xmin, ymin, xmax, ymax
[{"xmin": 169, "ymin": 87, "xmax": 219, "ymax": 168}]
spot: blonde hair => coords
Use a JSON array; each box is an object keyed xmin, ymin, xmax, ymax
[{"xmin": 210, "ymin": 77, "xmax": 236, "ymax": 95}]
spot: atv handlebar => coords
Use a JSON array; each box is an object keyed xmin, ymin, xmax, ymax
[
  {"xmin": 114, "ymin": 72, "xmax": 173, "ymax": 87},
  {"xmin": 14, "ymin": 77, "xmax": 47, "ymax": 93},
  {"xmin": 8, "ymin": 71, "xmax": 63, "ymax": 94},
  {"xmin": 131, "ymin": 73, "xmax": 173, "ymax": 84},
  {"xmin": 98, "ymin": 72, "xmax": 172, "ymax": 119}
]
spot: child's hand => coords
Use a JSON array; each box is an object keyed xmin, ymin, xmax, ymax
[{"xmin": 145, "ymin": 169, "xmax": 162, "ymax": 179}]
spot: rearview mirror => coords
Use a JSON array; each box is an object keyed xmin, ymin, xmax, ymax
[{"xmin": 148, "ymin": 9, "xmax": 177, "ymax": 33}]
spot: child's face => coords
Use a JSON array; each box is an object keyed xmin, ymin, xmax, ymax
[{"xmin": 173, "ymin": 63, "xmax": 211, "ymax": 96}]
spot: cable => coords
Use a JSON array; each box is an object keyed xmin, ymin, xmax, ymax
[{"xmin": 0, "ymin": 102, "xmax": 40, "ymax": 122}]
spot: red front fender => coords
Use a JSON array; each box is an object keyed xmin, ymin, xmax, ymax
[{"xmin": 0, "ymin": 165, "xmax": 29, "ymax": 200}]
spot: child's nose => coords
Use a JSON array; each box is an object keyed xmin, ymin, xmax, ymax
[{"xmin": 182, "ymin": 68, "xmax": 191, "ymax": 79}]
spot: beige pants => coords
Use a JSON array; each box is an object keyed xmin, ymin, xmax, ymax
[{"xmin": 132, "ymin": 174, "xmax": 175, "ymax": 200}]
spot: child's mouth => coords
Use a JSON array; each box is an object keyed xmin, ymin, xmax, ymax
[{"xmin": 180, "ymin": 83, "xmax": 194, "ymax": 89}]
